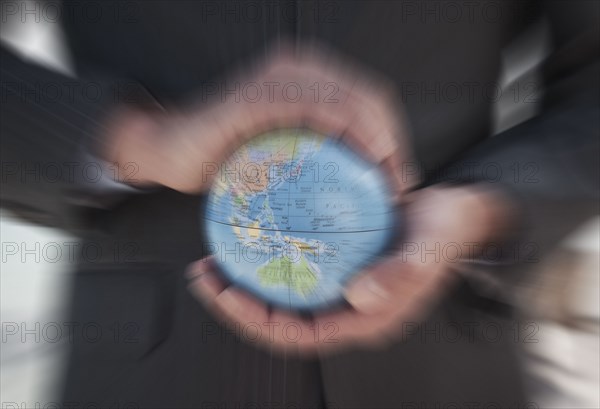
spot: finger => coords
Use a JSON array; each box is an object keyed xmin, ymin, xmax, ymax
[
  {"xmin": 381, "ymin": 149, "xmax": 416, "ymax": 204},
  {"xmin": 185, "ymin": 259, "xmax": 270, "ymax": 327},
  {"xmin": 185, "ymin": 256, "xmax": 218, "ymax": 280},
  {"xmin": 266, "ymin": 309, "xmax": 321, "ymax": 354},
  {"xmin": 257, "ymin": 51, "xmax": 391, "ymax": 148},
  {"xmin": 343, "ymin": 251, "xmax": 445, "ymax": 315},
  {"xmin": 343, "ymin": 256, "xmax": 404, "ymax": 314},
  {"xmin": 281, "ymin": 49, "xmax": 408, "ymax": 165},
  {"xmin": 211, "ymin": 287, "xmax": 270, "ymax": 328},
  {"xmin": 255, "ymin": 58, "xmax": 355, "ymax": 137},
  {"xmin": 247, "ymin": 47, "xmax": 411, "ymax": 170},
  {"xmin": 185, "ymin": 257, "xmax": 234, "ymax": 311}
]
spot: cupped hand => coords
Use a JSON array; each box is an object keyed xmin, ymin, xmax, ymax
[
  {"xmin": 186, "ymin": 184, "xmax": 515, "ymax": 354},
  {"xmin": 102, "ymin": 43, "xmax": 415, "ymax": 196}
]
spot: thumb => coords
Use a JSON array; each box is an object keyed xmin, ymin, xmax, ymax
[
  {"xmin": 343, "ymin": 260, "xmax": 396, "ymax": 314},
  {"xmin": 344, "ymin": 220, "xmax": 455, "ymax": 315}
]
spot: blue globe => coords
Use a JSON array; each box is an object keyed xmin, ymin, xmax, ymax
[{"xmin": 204, "ymin": 128, "xmax": 397, "ymax": 310}]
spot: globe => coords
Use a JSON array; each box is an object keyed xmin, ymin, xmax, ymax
[{"xmin": 204, "ymin": 128, "xmax": 397, "ymax": 311}]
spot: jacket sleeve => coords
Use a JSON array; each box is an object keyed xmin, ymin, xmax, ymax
[
  {"xmin": 452, "ymin": 62, "xmax": 599, "ymax": 260},
  {"xmin": 1, "ymin": 45, "xmax": 153, "ymax": 231},
  {"xmin": 439, "ymin": 1, "xmax": 599, "ymax": 297}
]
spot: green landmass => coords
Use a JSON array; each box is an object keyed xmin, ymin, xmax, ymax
[{"xmin": 257, "ymin": 255, "xmax": 318, "ymax": 297}]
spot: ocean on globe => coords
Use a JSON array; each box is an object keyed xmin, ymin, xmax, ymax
[{"xmin": 204, "ymin": 128, "xmax": 396, "ymax": 311}]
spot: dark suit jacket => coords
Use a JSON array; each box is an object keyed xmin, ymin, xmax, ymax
[{"xmin": 1, "ymin": 1, "xmax": 598, "ymax": 408}]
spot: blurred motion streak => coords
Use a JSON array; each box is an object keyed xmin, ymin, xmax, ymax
[{"xmin": 1, "ymin": 1, "xmax": 598, "ymax": 408}]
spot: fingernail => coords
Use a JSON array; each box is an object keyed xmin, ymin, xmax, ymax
[{"xmin": 345, "ymin": 277, "xmax": 390, "ymax": 313}]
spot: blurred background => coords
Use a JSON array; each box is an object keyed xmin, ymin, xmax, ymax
[{"xmin": 1, "ymin": 1, "xmax": 598, "ymax": 408}]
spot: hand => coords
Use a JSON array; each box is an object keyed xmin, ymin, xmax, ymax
[
  {"xmin": 186, "ymin": 184, "xmax": 517, "ymax": 354},
  {"xmin": 101, "ymin": 43, "xmax": 415, "ymax": 195}
]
